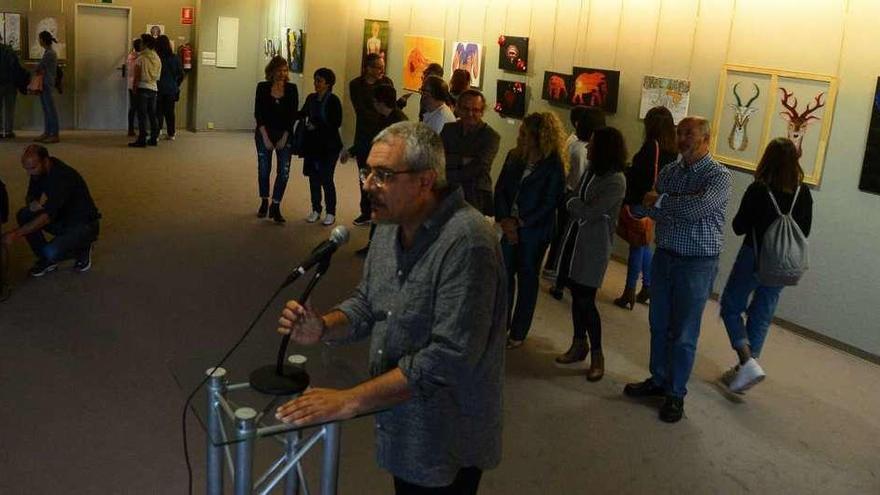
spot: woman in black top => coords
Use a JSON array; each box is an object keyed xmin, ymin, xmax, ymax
[
  {"xmin": 254, "ymin": 56, "xmax": 299, "ymax": 223},
  {"xmin": 301, "ymin": 68, "xmax": 343, "ymax": 226},
  {"xmin": 612, "ymin": 106, "xmax": 678, "ymax": 309},
  {"xmin": 495, "ymin": 112, "xmax": 566, "ymax": 349},
  {"xmin": 719, "ymin": 137, "xmax": 813, "ymax": 393}
]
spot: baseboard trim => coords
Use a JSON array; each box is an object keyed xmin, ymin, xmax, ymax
[{"xmin": 609, "ymin": 254, "xmax": 880, "ymax": 366}]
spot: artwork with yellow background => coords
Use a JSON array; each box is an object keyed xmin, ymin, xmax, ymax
[{"xmin": 402, "ymin": 35, "xmax": 444, "ymax": 91}]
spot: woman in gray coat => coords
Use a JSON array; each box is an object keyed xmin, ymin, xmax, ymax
[{"xmin": 554, "ymin": 126, "xmax": 627, "ymax": 381}]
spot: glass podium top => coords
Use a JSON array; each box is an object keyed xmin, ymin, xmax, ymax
[{"xmin": 170, "ymin": 333, "xmax": 375, "ymax": 446}]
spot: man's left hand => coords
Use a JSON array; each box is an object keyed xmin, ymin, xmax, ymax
[
  {"xmin": 276, "ymin": 387, "xmax": 359, "ymax": 426},
  {"xmin": 643, "ymin": 190, "xmax": 660, "ymax": 208}
]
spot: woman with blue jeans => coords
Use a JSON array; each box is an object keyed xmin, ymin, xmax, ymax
[
  {"xmin": 720, "ymin": 137, "xmax": 813, "ymax": 393},
  {"xmin": 613, "ymin": 106, "xmax": 678, "ymax": 309},
  {"xmin": 254, "ymin": 56, "xmax": 298, "ymax": 223},
  {"xmin": 300, "ymin": 68, "xmax": 343, "ymax": 226},
  {"xmin": 35, "ymin": 31, "xmax": 60, "ymax": 143},
  {"xmin": 495, "ymin": 113, "xmax": 566, "ymax": 349}
]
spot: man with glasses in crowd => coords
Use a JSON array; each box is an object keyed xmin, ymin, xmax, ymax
[
  {"xmin": 343, "ymin": 53, "xmax": 394, "ymax": 227},
  {"xmin": 274, "ymin": 122, "xmax": 506, "ymax": 495},
  {"xmin": 441, "ymin": 89, "xmax": 501, "ymax": 216}
]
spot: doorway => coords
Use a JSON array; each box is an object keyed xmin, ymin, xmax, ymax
[{"xmin": 75, "ymin": 4, "xmax": 131, "ymax": 130}]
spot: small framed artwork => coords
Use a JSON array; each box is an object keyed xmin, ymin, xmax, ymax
[
  {"xmin": 146, "ymin": 24, "xmax": 165, "ymax": 38},
  {"xmin": 639, "ymin": 75, "xmax": 690, "ymax": 124},
  {"xmin": 0, "ymin": 13, "xmax": 22, "ymax": 52},
  {"xmin": 29, "ymin": 13, "xmax": 67, "ymax": 60},
  {"xmin": 570, "ymin": 66, "xmax": 620, "ymax": 113},
  {"xmin": 498, "ymin": 35, "xmax": 528, "ymax": 73},
  {"xmin": 286, "ymin": 28, "xmax": 304, "ymax": 73},
  {"xmin": 495, "ymin": 80, "xmax": 526, "ymax": 118},
  {"xmin": 402, "ymin": 35, "xmax": 444, "ymax": 91},
  {"xmin": 363, "ymin": 19, "xmax": 389, "ymax": 68},
  {"xmin": 450, "ymin": 41, "xmax": 482, "ymax": 88},
  {"xmin": 710, "ymin": 64, "xmax": 838, "ymax": 185},
  {"xmin": 542, "ymin": 71, "xmax": 572, "ymax": 106},
  {"xmin": 859, "ymin": 77, "xmax": 880, "ymax": 195}
]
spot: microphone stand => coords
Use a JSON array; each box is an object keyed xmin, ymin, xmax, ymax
[{"xmin": 249, "ymin": 255, "xmax": 331, "ymax": 396}]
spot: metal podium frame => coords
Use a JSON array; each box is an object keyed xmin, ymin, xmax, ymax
[{"xmin": 204, "ymin": 367, "xmax": 341, "ymax": 495}]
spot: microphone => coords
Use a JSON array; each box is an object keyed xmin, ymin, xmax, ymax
[{"xmin": 287, "ymin": 226, "xmax": 350, "ymax": 282}]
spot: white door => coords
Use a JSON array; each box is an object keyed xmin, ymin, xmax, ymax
[{"xmin": 76, "ymin": 5, "xmax": 130, "ymax": 130}]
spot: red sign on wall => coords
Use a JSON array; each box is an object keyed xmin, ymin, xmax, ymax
[{"xmin": 181, "ymin": 7, "xmax": 194, "ymax": 25}]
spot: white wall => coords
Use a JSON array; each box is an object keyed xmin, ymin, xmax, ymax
[{"xmin": 297, "ymin": 0, "xmax": 878, "ymax": 355}]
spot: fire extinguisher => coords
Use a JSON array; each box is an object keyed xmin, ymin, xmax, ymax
[{"xmin": 180, "ymin": 43, "xmax": 193, "ymax": 71}]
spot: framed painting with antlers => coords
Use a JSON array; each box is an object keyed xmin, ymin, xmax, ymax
[{"xmin": 711, "ymin": 65, "xmax": 838, "ymax": 185}]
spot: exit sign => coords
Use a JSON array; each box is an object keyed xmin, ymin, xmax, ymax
[{"xmin": 181, "ymin": 7, "xmax": 194, "ymax": 25}]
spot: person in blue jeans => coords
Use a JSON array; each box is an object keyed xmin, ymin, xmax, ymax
[
  {"xmin": 35, "ymin": 31, "xmax": 60, "ymax": 143},
  {"xmin": 494, "ymin": 112, "xmax": 566, "ymax": 349},
  {"xmin": 612, "ymin": 106, "xmax": 678, "ymax": 309},
  {"xmin": 1, "ymin": 146, "xmax": 101, "ymax": 277},
  {"xmin": 719, "ymin": 138, "xmax": 813, "ymax": 394},
  {"xmin": 254, "ymin": 56, "xmax": 298, "ymax": 223},
  {"xmin": 623, "ymin": 117, "xmax": 732, "ymax": 423}
]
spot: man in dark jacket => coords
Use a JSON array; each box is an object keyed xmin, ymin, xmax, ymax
[
  {"xmin": 1, "ymin": 145, "xmax": 101, "ymax": 277},
  {"xmin": 0, "ymin": 41, "xmax": 23, "ymax": 138},
  {"xmin": 343, "ymin": 53, "xmax": 393, "ymax": 226},
  {"xmin": 441, "ymin": 90, "xmax": 501, "ymax": 216}
]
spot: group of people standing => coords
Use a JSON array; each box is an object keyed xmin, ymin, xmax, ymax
[{"xmin": 126, "ymin": 33, "xmax": 184, "ymax": 147}]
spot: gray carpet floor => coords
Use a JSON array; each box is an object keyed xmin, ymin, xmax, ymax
[{"xmin": 0, "ymin": 131, "xmax": 877, "ymax": 494}]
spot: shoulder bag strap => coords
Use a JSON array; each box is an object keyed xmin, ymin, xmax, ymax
[
  {"xmin": 766, "ymin": 186, "xmax": 784, "ymax": 217},
  {"xmin": 788, "ymin": 185, "xmax": 801, "ymax": 215}
]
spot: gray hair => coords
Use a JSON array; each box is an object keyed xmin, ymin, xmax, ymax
[
  {"xmin": 680, "ymin": 115, "xmax": 711, "ymax": 139},
  {"xmin": 373, "ymin": 122, "xmax": 447, "ymax": 188}
]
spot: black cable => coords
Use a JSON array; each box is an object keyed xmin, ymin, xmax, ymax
[{"xmin": 182, "ymin": 280, "xmax": 289, "ymax": 495}]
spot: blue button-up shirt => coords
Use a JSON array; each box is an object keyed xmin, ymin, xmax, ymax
[
  {"xmin": 649, "ymin": 153, "xmax": 732, "ymax": 257},
  {"xmin": 333, "ymin": 188, "xmax": 507, "ymax": 486}
]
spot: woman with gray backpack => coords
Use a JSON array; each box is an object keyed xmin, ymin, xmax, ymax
[{"xmin": 719, "ymin": 137, "xmax": 813, "ymax": 394}]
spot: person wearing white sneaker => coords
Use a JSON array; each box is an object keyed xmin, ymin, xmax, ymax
[
  {"xmin": 305, "ymin": 211, "xmax": 320, "ymax": 223},
  {"xmin": 300, "ymin": 68, "xmax": 343, "ymax": 228},
  {"xmin": 719, "ymin": 138, "xmax": 813, "ymax": 394}
]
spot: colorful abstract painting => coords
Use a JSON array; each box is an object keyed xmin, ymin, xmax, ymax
[
  {"xmin": 451, "ymin": 41, "xmax": 482, "ymax": 87},
  {"xmin": 570, "ymin": 67, "xmax": 620, "ymax": 113},
  {"xmin": 402, "ymin": 35, "xmax": 444, "ymax": 91}
]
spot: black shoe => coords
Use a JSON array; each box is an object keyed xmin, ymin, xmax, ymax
[
  {"xmin": 659, "ymin": 396, "xmax": 684, "ymax": 423},
  {"xmin": 29, "ymin": 259, "xmax": 59, "ymax": 277},
  {"xmin": 269, "ymin": 203, "xmax": 286, "ymax": 224},
  {"xmin": 128, "ymin": 140, "xmax": 147, "ymax": 148},
  {"xmin": 353, "ymin": 214, "xmax": 371, "ymax": 227},
  {"xmin": 549, "ymin": 286, "xmax": 564, "ymax": 301},
  {"xmin": 74, "ymin": 246, "xmax": 93, "ymax": 272},
  {"xmin": 623, "ymin": 378, "xmax": 666, "ymax": 398},
  {"xmin": 355, "ymin": 244, "xmax": 370, "ymax": 257},
  {"xmin": 257, "ymin": 199, "xmax": 269, "ymax": 218},
  {"xmin": 147, "ymin": 139, "xmax": 158, "ymax": 146}
]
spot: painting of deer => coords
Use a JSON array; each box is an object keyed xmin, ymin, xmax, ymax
[
  {"xmin": 727, "ymin": 82, "xmax": 761, "ymax": 151},
  {"xmin": 779, "ymin": 87, "xmax": 826, "ymax": 156}
]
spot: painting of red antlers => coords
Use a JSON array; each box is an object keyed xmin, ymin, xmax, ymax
[
  {"xmin": 542, "ymin": 71, "xmax": 572, "ymax": 106},
  {"xmin": 778, "ymin": 87, "xmax": 826, "ymax": 157},
  {"xmin": 570, "ymin": 67, "xmax": 620, "ymax": 113}
]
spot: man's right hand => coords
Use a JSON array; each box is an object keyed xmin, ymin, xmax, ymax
[{"xmin": 278, "ymin": 300, "xmax": 325, "ymax": 345}]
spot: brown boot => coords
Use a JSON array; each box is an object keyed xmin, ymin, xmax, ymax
[
  {"xmin": 636, "ymin": 286, "xmax": 650, "ymax": 304},
  {"xmin": 555, "ymin": 337, "xmax": 589, "ymax": 364},
  {"xmin": 586, "ymin": 352, "xmax": 604, "ymax": 382},
  {"xmin": 613, "ymin": 287, "xmax": 636, "ymax": 310}
]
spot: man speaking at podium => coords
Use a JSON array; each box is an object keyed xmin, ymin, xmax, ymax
[{"xmin": 275, "ymin": 122, "xmax": 507, "ymax": 495}]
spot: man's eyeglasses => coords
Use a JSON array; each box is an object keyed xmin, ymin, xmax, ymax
[{"xmin": 359, "ymin": 167, "xmax": 419, "ymax": 188}]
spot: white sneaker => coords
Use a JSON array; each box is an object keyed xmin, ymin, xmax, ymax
[
  {"xmin": 322, "ymin": 214, "xmax": 336, "ymax": 226},
  {"xmin": 305, "ymin": 211, "xmax": 320, "ymax": 223},
  {"xmin": 728, "ymin": 358, "xmax": 766, "ymax": 394}
]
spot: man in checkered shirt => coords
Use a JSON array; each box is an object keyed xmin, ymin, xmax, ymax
[{"xmin": 623, "ymin": 116, "xmax": 732, "ymax": 423}]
